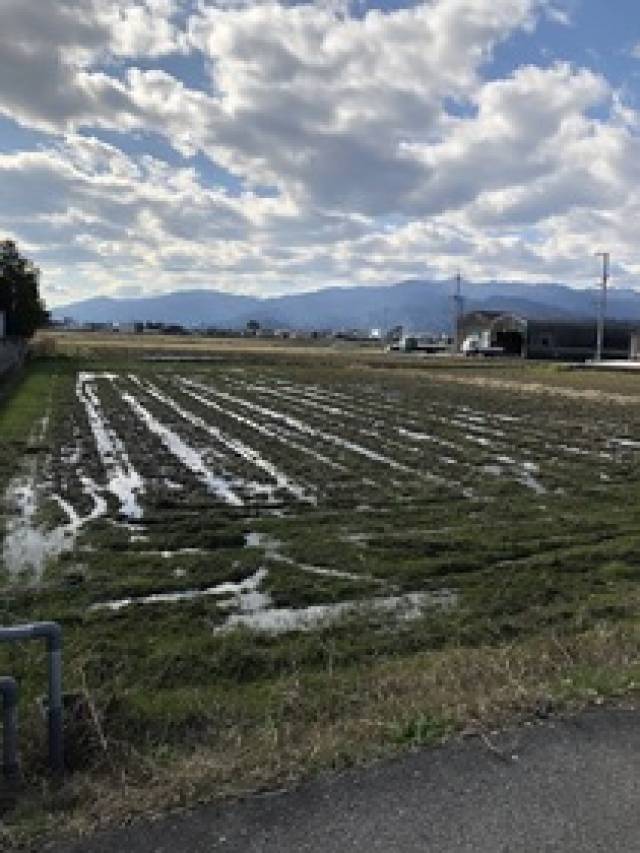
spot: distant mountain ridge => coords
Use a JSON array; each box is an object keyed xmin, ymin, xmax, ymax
[{"xmin": 51, "ymin": 279, "xmax": 640, "ymax": 332}]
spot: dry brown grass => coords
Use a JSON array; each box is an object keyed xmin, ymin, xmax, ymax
[
  {"xmin": 37, "ymin": 330, "xmax": 386, "ymax": 360},
  {"xmin": 423, "ymin": 371, "xmax": 640, "ymax": 405},
  {"xmin": 8, "ymin": 621, "xmax": 640, "ymax": 850}
]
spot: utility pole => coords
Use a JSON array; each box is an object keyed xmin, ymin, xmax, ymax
[
  {"xmin": 451, "ymin": 272, "xmax": 463, "ymax": 354},
  {"xmin": 595, "ymin": 252, "xmax": 610, "ymax": 361}
]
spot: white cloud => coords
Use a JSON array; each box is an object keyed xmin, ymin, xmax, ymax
[
  {"xmin": 0, "ymin": 136, "xmax": 279, "ymax": 296},
  {"xmin": 541, "ymin": 1, "xmax": 573, "ymax": 26},
  {"xmin": 0, "ymin": 1, "xmax": 184, "ymax": 132},
  {"xmin": 105, "ymin": 0, "xmax": 186, "ymax": 57},
  {"xmin": 2, "ymin": 0, "xmax": 640, "ymax": 303},
  {"xmin": 186, "ymin": 0, "xmax": 541, "ymax": 208}
]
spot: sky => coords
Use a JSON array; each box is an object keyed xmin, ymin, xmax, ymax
[{"xmin": 2, "ymin": 0, "xmax": 640, "ymax": 306}]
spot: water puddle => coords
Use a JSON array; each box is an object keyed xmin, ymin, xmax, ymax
[
  {"xmin": 465, "ymin": 434, "xmax": 492, "ymax": 448},
  {"xmin": 186, "ymin": 383, "xmax": 410, "ymax": 471},
  {"xmin": 610, "ymin": 438, "xmax": 640, "ymax": 450},
  {"xmin": 340, "ymin": 532, "xmax": 370, "ymax": 545},
  {"xmin": 2, "ymin": 469, "xmax": 105, "ymax": 581},
  {"xmin": 3, "ymin": 476, "xmax": 71, "ymax": 580},
  {"xmin": 133, "ymin": 378, "xmax": 311, "ymax": 504},
  {"xmin": 77, "ymin": 373, "xmax": 145, "ymax": 519},
  {"xmin": 397, "ymin": 427, "xmax": 457, "ymax": 451},
  {"xmin": 187, "ymin": 383, "xmax": 464, "ymax": 497},
  {"xmin": 120, "ymin": 388, "xmax": 244, "ymax": 507},
  {"xmin": 90, "ymin": 567, "xmax": 270, "ymax": 612},
  {"xmin": 182, "ymin": 379, "xmax": 343, "ymax": 473},
  {"xmin": 244, "ymin": 531, "xmax": 374, "ymax": 583},
  {"xmin": 175, "ymin": 380, "xmax": 319, "ymax": 496},
  {"xmin": 217, "ymin": 588, "xmax": 458, "ymax": 634},
  {"xmin": 489, "ymin": 455, "xmax": 547, "ymax": 494},
  {"xmin": 2, "ymin": 401, "xmax": 111, "ymax": 580}
]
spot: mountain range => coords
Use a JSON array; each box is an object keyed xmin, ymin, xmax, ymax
[{"xmin": 51, "ymin": 279, "xmax": 640, "ymax": 332}]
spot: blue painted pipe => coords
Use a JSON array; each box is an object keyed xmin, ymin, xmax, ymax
[
  {"xmin": 0, "ymin": 676, "xmax": 18, "ymax": 778},
  {"xmin": 0, "ymin": 622, "xmax": 63, "ymax": 773}
]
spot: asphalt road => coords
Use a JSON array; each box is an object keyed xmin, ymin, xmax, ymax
[{"xmin": 53, "ymin": 707, "xmax": 640, "ymax": 852}]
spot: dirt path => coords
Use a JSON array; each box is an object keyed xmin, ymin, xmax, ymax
[{"xmin": 49, "ymin": 706, "xmax": 640, "ymax": 853}]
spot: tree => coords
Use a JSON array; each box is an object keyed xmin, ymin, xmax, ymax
[{"xmin": 0, "ymin": 240, "xmax": 48, "ymax": 338}]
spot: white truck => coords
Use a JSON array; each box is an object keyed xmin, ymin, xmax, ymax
[{"xmin": 462, "ymin": 332, "xmax": 504, "ymax": 357}]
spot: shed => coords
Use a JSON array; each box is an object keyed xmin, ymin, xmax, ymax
[{"xmin": 461, "ymin": 311, "xmax": 639, "ymax": 361}]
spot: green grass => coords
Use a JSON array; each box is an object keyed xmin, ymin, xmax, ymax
[
  {"xmin": 5, "ymin": 350, "xmax": 640, "ymax": 847},
  {"xmin": 0, "ymin": 361, "xmax": 63, "ymax": 442}
]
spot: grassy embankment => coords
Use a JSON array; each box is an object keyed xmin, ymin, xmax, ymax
[{"xmin": 3, "ymin": 345, "xmax": 640, "ymax": 847}]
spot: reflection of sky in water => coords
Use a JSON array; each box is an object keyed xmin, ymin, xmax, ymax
[
  {"xmin": 3, "ymin": 476, "xmax": 71, "ymax": 581},
  {"xmin": 77, "ymin": 373, "xmax": 145, "ymax": 519},
  {"xmin": 218, "ymin": 588, "xmax": 458, "ymax": 634}
]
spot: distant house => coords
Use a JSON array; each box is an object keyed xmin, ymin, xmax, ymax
[
  {"xmin": 333, "ymin": 328, "xmax": 371, "ymax": 341},
  {"xmin": 84, "ymin": 322, "xmax": 114, "ymax": 332},
  {"xmin": 392, "ymin": 333, "xmax": 451, "ymax": 353},
  {"xmin": 461, "ymin": 311, "xmax": 639, "ymax": 360}
]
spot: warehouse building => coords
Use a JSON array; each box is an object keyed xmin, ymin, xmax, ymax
[{"xmin": 461, "ymin": 311, "xmax": 639, "ymax": 360}]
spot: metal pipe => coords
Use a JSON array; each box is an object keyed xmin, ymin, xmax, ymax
[
  {"xmin": 0, "ymin": 622, "xmax": 63, "ymax": 773},
  {"xmin": 0, "ymin": 676, "xmax": 19, "ymax": 778}
]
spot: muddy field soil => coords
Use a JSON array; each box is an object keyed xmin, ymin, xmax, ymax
[
  {"xmin": 5, "ymin": 365, "xmax": 634, "ymax": 608},
  {"xmin": 4, "ymin": 356, "xmax": 640, "ymax": 845}
]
